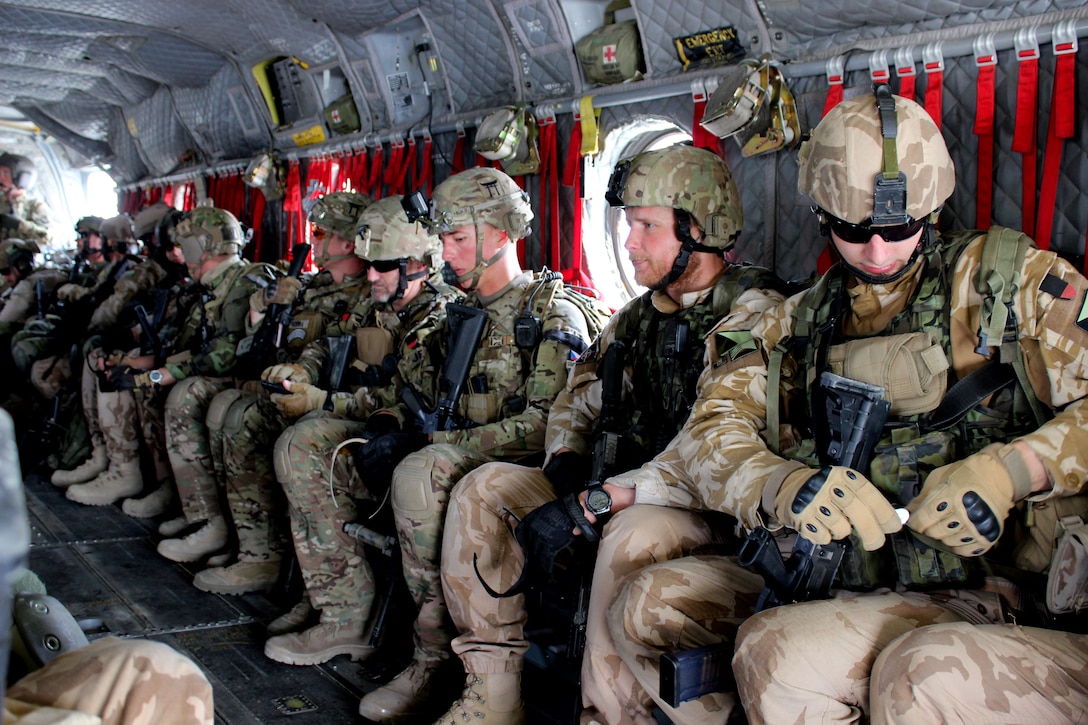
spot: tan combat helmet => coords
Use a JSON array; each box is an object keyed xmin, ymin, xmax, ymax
[
  {"xmin": 355, "ymin": 196, "xmax": 440, "ymax": 300},
  {"xmin": 134, "ymin": 201, "xmax": 173, "ymax": 241},
  {"xmin": 0, "ymin": 238, "xmax": 39, "ymax": 277},
  {"xmin": 799, "ymin": 85, "xmax": 955, "ymax": 227},
  {"xmin": 307, "ymin": 191, "xmax": 373, "ymax": 267},
  {"xmin": 428, "ymin": 167, "xmax": 533, "ymax": 288},
  {"xmin": 173, "ymin": 206, "xmax": 245, "ymax": 267},
  {"xmin": 74, "ymin": 216, "xmax": 103, "ymax": 236},
  {"xmin": 99, "ymin": 214, "xmax": 138, "ymax": 254}
]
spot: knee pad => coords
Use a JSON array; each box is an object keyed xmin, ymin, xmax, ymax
[
  {"xmin": 205, "ymin": 388, "xmax": 247, "ymax": 434},
  {"xmin": 273, "ymin": 425, "xmax": 300, "ymax": 484},
  {"xmin": 391, "ymin": 448, "xmax": 438, "ymax": 517}
]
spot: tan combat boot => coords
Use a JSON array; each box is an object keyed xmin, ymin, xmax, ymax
[
  {"xmin": 65, "ymin": 459, "xmax": 143, "ymax": 506},
  {"xmin": 433, "ymin": 673, "xmax": 524, "ymax": 725},
  {"xmin": 157, "ymin": 516, "xmax": 228, "ymax": 562},
  {"xmin": 264, "ymin": 620, "xmax": 372, "ymax": 666},
  {"xmin": 193, "ymin": 559, "xmax": 280, "ymax": 595},
  {"xmin": 358, "ymin": 657, "xmax": 448, "ymax": 723},
  {"xmin": 50, "ymin": 443, "xmax": 108, "ymax": 487},
  {"xmin": 122, "ymin": 480, "xmax": 176, "ymax": 519},
  {"xmin": 158, "ymin": 516, "xmax": 189, "ymax": 538},
  {"xmin": 266, "ymin": 598, "xmax": 316, "ymax": 636}
]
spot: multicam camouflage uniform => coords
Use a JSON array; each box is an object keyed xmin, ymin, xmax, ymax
[
  {"xmin": 165, "ymin": 256, "xmax": 278, "ymax": 529},
  {"xmin": 609, "ymin": 91, "xmax": 1088, "ymax": 725},
  {"xmin": 869, "ymin": 622, "xmax": 1088, "ymax": 724},
  {"xmin": 5, "ymin": 636, "xmax": 214, "ymax": 724},
  {"xmin": 201, "ymin": 267, "xmax": 371, "ymax": 571},
  {"xmin": 0, "ymin": 193, "xmax": 51, "ymax": 246}
]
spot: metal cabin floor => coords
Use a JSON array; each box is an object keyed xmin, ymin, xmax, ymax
[{"xmin": 21, "ymin": 467, "xmax": 580, "ymax": 724}]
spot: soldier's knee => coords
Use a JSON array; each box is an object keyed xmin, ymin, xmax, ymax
[
  {"xmin": 222, "ymin": 393, "xmax": 261, "ymax": 441},
  {"xmin": 165, "ymin": 376, "xmax": 204, "ymax": 413},
  {"xmin": 273, "ymin": 425, "xmax": 301, "ymax": 485},
  {"xmin": 391, "ymin": 448, "xmax": 439, "ymax": 517},
  {"xmin": 206, "ymin": 388, "xmax": 246, "ymax": 434}
]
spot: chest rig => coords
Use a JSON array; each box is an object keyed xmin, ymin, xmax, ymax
[{"xmin": 771, "ymin": 228, "xmax": 1048, "ymax": 590}]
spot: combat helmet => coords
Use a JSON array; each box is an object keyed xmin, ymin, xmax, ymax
[
  {"xmin": 428, "ymin": 167, "xmax": 533, "ymax": 288},
  {"xmin": 355, "ymin": 196, "xmax": 440, "ymax": 301},
  {"xmin": 99, "ymin": 214, "xmax": 138, "ymax": 254},
  {"xmin": 74, "ymin": 216, "xmax": 103, "ymax": 236},
  {"xmin": 308, "ymin": 191, "xmax": 373, "ymax": 267},
  {"xmin": 0, "ymin": 238, "xmax": 39, "ymax": 278},
  {"xmin": 173, "ymin": 206, "xmax": 246, "ymax": 267},
  {"xmin": 0, "ymin": 153, "xmax": 37, "ymax": 190}
]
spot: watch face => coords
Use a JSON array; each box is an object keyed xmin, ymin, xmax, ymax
[
  {"xmin": 585, "ymin": 487, "xmax": 611, "ymax": 515},
  {"xmin": 149, "ymin": 370, "xmax": 163, "ymax": 384}
]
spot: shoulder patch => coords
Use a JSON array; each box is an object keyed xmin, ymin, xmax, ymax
[
  {"xmin": 1041, "ymin": 273, "xmax": 1077, "ymax": 300},
  {"xmin": 712, "ymin": 330, "xmax": 758, "ymax": 367},
  {"xmin": 1077, "ymin": 291, "xmax": 1088, "ymax": 335}
]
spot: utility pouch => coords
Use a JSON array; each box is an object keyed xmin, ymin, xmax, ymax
[
  {"xmin": 575, "ymin": 0, "xmax": 644, "ymax": 85},
  {"xmin": 827, "ymin": 331, "xmax": 949, "ymax": 416},
  {"xmin": 323, "ymin": 93, "xmax": 361, "ymax": 136},
  {"xmin": 355, "ymin": 326, "xmax": 395, "ymax": 367},
  {"xmin": 1047, "ymin": 515, "xmax": 1088, "ymax": 614}
]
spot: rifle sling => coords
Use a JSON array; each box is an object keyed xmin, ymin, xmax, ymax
[{"xmin": 925, "ymin": 359, "xmax": 1016, "ymax": 431}]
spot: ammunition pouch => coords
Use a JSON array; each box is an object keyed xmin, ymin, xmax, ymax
[
  {"xmin": 355, "ymin": 326, "xmax": 395, "ymax": 367},
  {"xmin": 827, "ymin": 331, "xmax": 949, "ymax": 417},
  {"xmin": 1047, "ymin": 514, "xmax": 1088, "ymax": 615}
]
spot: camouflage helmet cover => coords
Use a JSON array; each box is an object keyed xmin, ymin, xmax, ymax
[
  {"xmin": 174, "ymin": 206, "xmax": 245, "ymax": 265},
  {"xmin": 0, "ymin": 238, "xmax": 39, "ymax": 269},
  {"xmin": 430, "ymin": 167, "xmax": 534, "ymax": 240},
  {"xmin": 134, "ymin": 201, "xmax": 173, "ymax": 239},
  {"xmin": 74, "ymin": 216, "xmax": 103, "ymax": 234},
  {"xmin": 354, "ymin": 196, "xmax": 440, "ymax": 265},
  {"xmin": 99, "ymin": 214, "xmax": 136, "ymax": 243},
  {"xmin": 798, "ymin": 92, "xmax": 955, "ymax": 225},
  {"xmin": 610, "ymin": 145, "xmax": 743, "ymax": 250},
  {"xmin": 309, "ymin": 191, "xmax": 373, "ymax": 239}
]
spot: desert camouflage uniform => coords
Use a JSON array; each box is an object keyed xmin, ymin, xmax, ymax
[
  {"xmin": 443, "ymin": 271, "xmax": 781, "ymax": 725},
  {"xmin": 869, "ymin": 622, "xmax": 1088, "ymax": 724},
  {"xmin": 609, "ymin": 232, "xmax": 1088, "ymax": 724},
  {"xmin": 5, "ymin": 636, "xmax": 214, "ymax": 725},
  {"xmin": 0, "ymin": 193, "xmax": 51, "ymax": 245},
  {"xmin": 0, "ymin": 268, "xmax": 66, "ymax": 341},
  {"xmin": 165, "ymin": 257, "xmax": 277, "ymax": 526},
  {"xmin": 273, "ymin": 278, "xmax": 459, "ymax": 625},
  {"xmin": 204, "ymin": 268, "xmax": 371, "ymax": 564}
]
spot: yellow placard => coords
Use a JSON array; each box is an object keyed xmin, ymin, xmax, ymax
[
  {"xmin": 291, "ymin": 125, "xmax": 327, "ymax": 147},
  {"xmin": 126, "ymin": 118, "xmax": 138, "ymax": 136}
]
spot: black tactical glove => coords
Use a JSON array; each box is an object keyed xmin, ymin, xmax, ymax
[
  {"xmin": 495, "ymin": 494, "xmax": 598, "ymax": 596},
  {"xmin": 106, "ymin": 365, "xmax": 139, "ymax": 390},
  {"xmin": 364, "ymin": 412, "xmax": 402, "ymax": 437},
  {"xmin": 354, "ymin": 430, "xmax": 430, "ymax": 489},
  {"xmin": 542, "ymin": 451, "xmax": 592, "ymax": 497},
  {"xmin": 0, "ymin": 213, "xmax": 20, "ymax": 230}
]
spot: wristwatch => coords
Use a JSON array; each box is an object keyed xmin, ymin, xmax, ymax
[
  {"xmin": 148, "ymin": 369, "xmax": 164, "ymax": 386},
  {"xmin": 584, "ymin": 485, "xmax": 612, "ymax": 518}
]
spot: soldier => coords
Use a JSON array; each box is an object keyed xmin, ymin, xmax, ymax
[
  {"xmin": 264, "ymin": 168, "xmax": 594, "ymax": 684},
  {"xmin": 106, "ymin": 206, "xmax": 277, "ymax": 555},
  {"xmin": 427, "ymin": 146, "xmax": 782, "ymax": 725},
  {"xmin": 0, "ymin": 239, "xmax": 65, "ymax": 338},
  {"xmin": 174, "ymin": 191, "xmax": 373, "ymax": 584},
  {"xmin": 0, "ymin": 153, "xmax": 51, "ymax": 246},
  {"xmin": 602, "ymin": 86, "xmax": 1088, "ymax": 723}
]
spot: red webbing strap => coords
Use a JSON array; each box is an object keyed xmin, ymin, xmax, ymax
[
  {"xmin": 923, "ymin": 44, "xmax": 944, "ymax": 130},
  {"xmin": 691, "ymin": 81, "xmax": 716, "ymax": 151},
  {"xmin": 1012, "ymin": 32, "xmax": 1041, "ymax": 237},
  {"xmin": 973, "ymin": 37, "xmax": 997, "ymax": 229},
  {"xmin": 367, "ymin": 142, "xmax": 384, "ymax": 199},
  {"xmin": 1034, "ymin": 29, "xmax": 1077, "ymax": 251},
  {"xmin": 452, "ymin": 125, "xmax": 467, "ymax": 173},
  {"xmin": 419, "ymin": 131, "xmax": 434, "ymax": 194},
  {"xmin": 822, "ymin": 56, "xmax": 845, "ymax": 118},
  {"xmin": 283, "ymin": 161, "xmax": 303, "ymax": 248},
  {"xmin": 539, "ymin": 114, "xmax": 561, "ymax": 272},
  {"xmin": 248, "ymin": 189, "xmax": 266, "ymax": 262},
  {"xmin": 563, "ymin": 115, "xmax": 586, "ymax": 287},
  {"xmin": 345, "ymin": 150, "xmax": 366, "ymax": 193},
  {"xmin": 895, "ymin": 47, "xmax": 917, "ymax": 101},
  {"xmin": 383, "ymin": 137, "xmax": 406, "ymax": 196}
]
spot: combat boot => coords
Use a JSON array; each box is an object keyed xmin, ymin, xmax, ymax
[
  {"xmin": 157, "ymin": 516, "xmax": 228, "ymax": 562},
  {"xmin": 122, "ymin": 480, "xmax": 176, "ymax": 519},
  {"xmin": 264, "ymin": 620, "xmax": 372, "ymax": 665},
  {"xmin": 50, "ymin": 444, "xmax": 108, "ymax": 487},
  {"xmin": 358, "ymin": 656, "xmax": 449, "ymax": 722},
  {"xmin": 158, "ymin": 516, "xmax": 189, "ymax": 538},
  {"xmin": 65, "ymin": 459, "xmax": 143, "ymax": 506},
  {"xmin": 433, "ymin": 673, "xmax": 524, "ymax": 725},
  {"xmin": 266, "ymin": 598, "xmax": 316, "ymax": 636},
  {"xmin": 193, "ymin": 559, "xmax": 279, "ymax": 595}
]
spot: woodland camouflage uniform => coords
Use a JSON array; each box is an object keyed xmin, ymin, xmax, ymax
[{"xmin": 607, "ymin": 90, "xmax": 1088, "ymax": 724}]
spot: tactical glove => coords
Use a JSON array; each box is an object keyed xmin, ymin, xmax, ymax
[
  {"xmin": 107, "ymin": 366, "xmax": 155, "ymax": 392},
  {"xmin": 774, "ymin": 466, "xmax": 901, "ymax": 551},
  {"xmin": 907, "ymin": 443, "xmax": 1033, "ymax": 556},
  {"xmin": 262, "ymin": 362, "xmax": 310, "ymax": 384},
  {"xmin": 354, "ymin": 431, "xmax": 430, "ymax": 486},
  {"xmin": 0, "ymin": 213, "xmax": 20, "ymax": 230},
  {"xmin": 514, "ymin": 495, "xmax": 597, "ymax": 582},
  {"xmin": 542, "ymin": 451, "xmax": 592, "ymax": 497},
  {"xmin": 272, "ymin": 381, "xmax": 328, "ymax": 419},
  {"xmin": 55, "ymin": 284, "xmax": 88, "ymax": 302},
  {"xmin": 266, "ymin": 276, "xmax": 302, "ymax": 306},
  {"xmin": 364, "ymin": 412, "xmax": 401, "ymax": 437}
]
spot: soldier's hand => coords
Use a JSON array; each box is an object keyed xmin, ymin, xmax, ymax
[
  {"xmin": 355, "ymin": 431, "xmax": 430, "ymax": 484},
  {"xmin": 774, "ymin": 466, "xmax": 901, "ymax": 551},
  {"xmin": 542, "ymin": 451, "xmax": 592, "ymax": 496},
  {"xmin": 266, "ymin": 277, "xmax": 302, "ymax": 306},
  {"xmin": 0, "ymin": 213, "xmax": 20, "ymax": 230},
  {"xmin": 907, "ymin": 444, "xmax": 1030, "ymax": 557},
  {"xmin": 56, "ymin": 283, "xmax": 87, "ymax": 302},
  {"xmin": 262, "ymin": 362, "xmax": 310, "ymax": 384},
  {"xmin": 272, "ymin": 381, "xmax": 328, "ymax": 419},
  {"xmin": 107, "ymin": 366, "xmax": 139, "ymax": 390}
]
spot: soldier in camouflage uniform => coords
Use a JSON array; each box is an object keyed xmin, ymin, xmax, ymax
[
  {"xmin": 0, "ymin": 153, "xmax": 51, "ymax": 246},
  {"xmin": 104, "ymin": 206, "xmax": 277, "ymax": 562},
  {"xmin": 180, "ymin": 191, "xmax": 373, "ymax": 589},
  {"xmin": 5, "ymin": 636, "xmax": 214, "ymax": 724},
  {"xmin": 429, "ymin": 146, "xmax": 782, "ymax": 725},
  {"xmin": 265, "ymin": 169, "xmax": 591, "ymax": 684},
  {"xmin": 600, "ymin": 87, "xmax": 1088, "ymax": 723}
]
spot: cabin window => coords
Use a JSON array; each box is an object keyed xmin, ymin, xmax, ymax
[{"xmin": 583, "ymin": 119, "xmax": 690, "ymax": 307}]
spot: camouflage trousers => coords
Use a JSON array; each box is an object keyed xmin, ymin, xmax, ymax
[
  {"xmin": 733, "ymin": 587, "xmax": 1008, "ymax": 724},
  {"xmin": 79, "ymin": 356, "xmax": 141, "ymax": 468},
  {"xmin": 134, "ymin": 385, "xmax": 172, "ymax": 486},
  {"xmin": 274, "ymin": 415, "xmax": 372, "ymax": 624},
  {"xmin": 6, "ymin": 636, "xmax": 214, "ymax": 725},
  {"xmin": 80, "ymin": 354, "xmax": 104, "ymax": 447},
  {"xmin": 391, "ymin": 443, "xmax": 494, "ymax": 663},
  {"xmin": 870, "ymin": 622, "xmax": 1088, "ymax": 724},
  {"xmin": 206, "ymin": 386, "xmax": 288, "ymax": 561},
  {"xmin": 165, "ymin": 377, "xmax": 233, "ymax": 523}
]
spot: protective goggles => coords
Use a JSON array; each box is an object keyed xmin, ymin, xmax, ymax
[
  {"xmin": 369, "ymin": 258, "xmax": 405, "ymax": 273},
  {"xmin": 821, "ymin": 209, "xmax": 926, "ymax": 244},
  {"xmin": 310, "ymin": 225, "xmax": 328, "ymax": 241}
]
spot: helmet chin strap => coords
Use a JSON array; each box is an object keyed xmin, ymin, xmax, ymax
[
  {"xmin": 393, "ymin": 259, "xmax": 428, "ymax": 300},
  {"xmin": 454, "ymin": 222, "xmax": 513, "ymax": 290},
  {"xmin": 651, "ymin": 210, "xmax": 719, "ymax": 291}
]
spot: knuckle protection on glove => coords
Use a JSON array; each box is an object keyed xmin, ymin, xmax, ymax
[{"xmin": 391, "ymin": 449, "xmax": 437, "ymax": 515}]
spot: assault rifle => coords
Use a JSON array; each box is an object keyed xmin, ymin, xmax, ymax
[
  {"xmin": 134, "ymin": 290, "xmax": 170, "ymax": 364},
  {"xmin": 34, "ymin": 278, "xmax": 45, "ymax": 320},
  {"xmin": 738, "ymin": 371, "xmax": 891, "ymax": 610},
  {"xmin": 402, "ymin": 303, "xmax": 488, "ymax": 434},
  {"xmin": 54, "ymin": 257, "xmax": 132, "ymax": 335},
  {"xmin": 243, "ymin": 243, "xmax": 310, "ymax": 374}
]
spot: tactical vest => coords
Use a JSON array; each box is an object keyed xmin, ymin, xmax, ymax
[
  {"xmin": 282, "ymin": 271, "xmax": 368, "ymax": 355},
  {"xmin": 615, "ymin": 264, "xmax": 781, "ymax": 457},
  {"xmin": 773, "ymin": 228, "xmax": 1047, "ymax": 590},
  {"xmin": 176, "ymin": 262, "xmax": 276, "ymax": 353}
]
